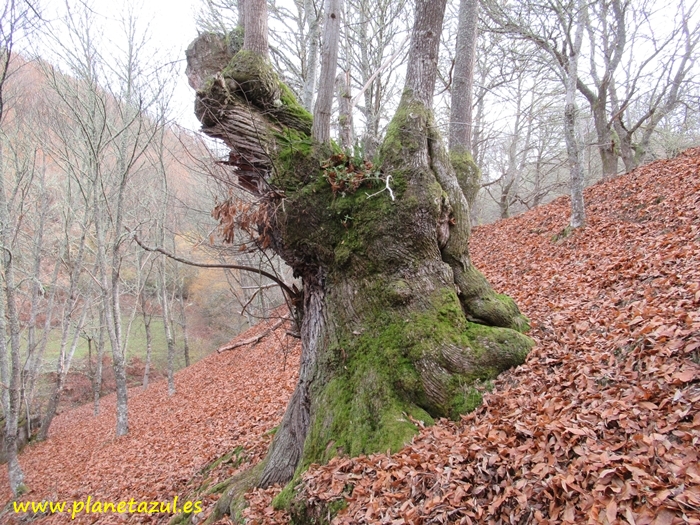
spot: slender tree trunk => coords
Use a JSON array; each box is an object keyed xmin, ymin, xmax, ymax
[
  {"xmin": 37, "ymin": 302, "xmax": 89, "ymax": 440},
  {"xmin": 449, "ymin": 0, "xmax": 482, "ymax": 212},
  {"xmin": 237, "ymin": 0, "xmax": 246, "ymax": 28},
  {"xmin": 500, "ymin": 179, "xmax": 514, "ymax": 219},
  {"xmin": 449, "ymin": 0, "xmax": 478, "ymax": 154},
  {"xmin": 312, "ymin": 0, "xmax": 342, "ymax": 143},
  {"xmin": 37, "ymin": 228, "xmax": 90, "ymax": 439},
  {"xmin": 0, "ymin": 272, "xmax": 9, "ymax": 418},
  {"xmin": 565, "ymin": 1, "xmax": 586, "ymax": 229},
  {"xmin": 336, "ymin": 70, "xmax": 354, "ymax": 149},
  {"xmin": 565, "ymin": 98, "xmax": 586, "ymax": 229},
  {"xmin": 25, "ymin": 234, "xmax": 61, "ymax": 419},
  {"xmin": 94, "ymin": 178, "xmax": 129, "ymax": 436},
  {"xmin": 160, "ymin": 261, "xmax": 176, "ymax": 396},
  {"xmin": 141, "ymin": 290, "xmax": 153, "ymax": 388},
  {"xmin": 301, "ymin": 0, "xmax": 320, "ymax": 111},
  {"xmin": 93, "ymin": 305, "xmax": 106, "ymax": 415},
  {"xmin": 22, "ymin": 159, "xmax": 48, "ymax": 432},
  {"xmin": 0, "ymin": 145, "xmax": 26, "ymax": 495},
  {"xmin": 110, "ymin": 198, "xmax": 129, "ymax": 437},
  {"xmin": 180, "ymin": 301, "xmax": 190, "ymax": 368},
  {"xmin": 592, "ymin": 99, "xmax": 618, "ymax": 179},
  {"xmin": 143, "ymin": 316, "xmax": 153, "ymax": 387}
]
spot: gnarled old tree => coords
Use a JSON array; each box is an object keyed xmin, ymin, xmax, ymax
[{"xmin": 187, "ymin": 0, "xmax": 532, "ymax": 517}]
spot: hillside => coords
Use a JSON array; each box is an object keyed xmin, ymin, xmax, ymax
[
  {"xmin": 247, "ymin": 148, "xmax": 700, "ymax": 524},
  {"xmin": 2, "ymin": 148, "xmax": 699, "ymax": 524},
  {"xmin": 0, "ymin": 314, "xmax": 300, "ymax": 524}
]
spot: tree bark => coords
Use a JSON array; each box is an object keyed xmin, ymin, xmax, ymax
[
  {"xmin": 312, "ymin": 0, "xmax": 342, "ymax": 143},
  {"xmin": 336, "ymin": 70, "xmax": 353, "ymax": 149},
  {"xmin": 160, "ymin": 250, "xmax": 176, "ymax": 397},
  {"xmin": 564, "ymin": 0, "xmax": 586, "ymax": 229},
  {"xmin": 244, "ymin": 0, "xmax": 268, "ymax": 57},
  {"xmin": 449, "ymin": 0, "xmax": 478, "ymax": 154},
  {"xmin": 301, "ymin": 0, "xmax": 320, "ymax": 111},
  {"xmin": 93, "ymin": 306, "xmax": 106, "ymax": 414},
  {"xmin": 179, "ymin": 295, "xmax": 190, "ymax": 368},
  {"xmin": 189, "ymin": 0, "xmax": 532, "ymax": 514},
  {"xmin": 0, "ymin": 143, "xmax": 26, "ymax": 495},
  {"xmin": 237, "ymin": 0, "xmax": 246, "ymax": 29},
  {"xmin": 142, "ymin": 303, "xmax": 153, "ymax": 389}
]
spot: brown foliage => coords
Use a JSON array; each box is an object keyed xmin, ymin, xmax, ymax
[
  {"xmin": 248, "ymin": 149, "xmax": 700, "ymax": 523},
  {"xmin": 4, "ymin": 147, "xmax": 700, "ymax": 524},
  {"xmin": 0, "ymin": 315, "xmax": 300, "ymax": 524}
]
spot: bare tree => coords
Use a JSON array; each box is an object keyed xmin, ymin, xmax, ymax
[
  {"xmin": 485, "ymin": 0, "xmax": 700, "ymax": 179},
  {"xmin": 447, "ymin": 0, "xmax": 481, "ymax": 214},
  {"xmin": 564, "ymin": 0, "xmax": 586, "ymax": 228},
  {"xmin": 448, "ymin": 0, "xmax": 478, "ymax": 155},
  {"xmin": 137, "ymin": 252, "xmax": 156, "ymax": 389},
  {"xmin": 483, "ymin": 0, "xmax": 586, "ymax": 227},
  {"xmin": 36, "ymin": 2, "xmax": 172, "ymax": 437},
  {"xmin": 0, "ymin": 140, "xmax": 27, "ymax": 496},
  {"xmin": 346, "ymin": 0, "xmax": 410, "ymax": 158},
  {"xmin": 0, "ymin": 0, "xmax": 41, "ymax": 497},
  {"xmin": 608, "ymin": 0, "xmax": 700, "ymax": 170}
]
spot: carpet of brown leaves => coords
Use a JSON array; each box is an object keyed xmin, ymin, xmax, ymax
[
  {"xmin": 0, "ymin": 314, "xmax": 300, "ymax": 524},
  {"xmin": 3, "ymin": 148, "xmax": 700, "ymax": 525},
  {"xmin": 247, "ymin": 149, "xmax": 700, "ymax": 524}
]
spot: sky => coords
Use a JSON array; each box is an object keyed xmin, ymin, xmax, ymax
[
  {"xmin": 37, "ymin": 0, "xmax": 205, "ymax": 130},
  {"xmin": 131, "ymin": 0, "xmax": 202, "ymax": 130}
]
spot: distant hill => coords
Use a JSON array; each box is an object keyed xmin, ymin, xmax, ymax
[
  {"xmin": 0, "ymin": 53, "xmax": 263, "ymax": 423},
  {"xmin": 2, "ymin": 148, "xmax": 699, "ymax": 524}
]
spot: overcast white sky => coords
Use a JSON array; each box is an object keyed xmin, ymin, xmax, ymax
[{"xmin": 39, "ymin": 0, "xmax": 204, "ymax": 130}]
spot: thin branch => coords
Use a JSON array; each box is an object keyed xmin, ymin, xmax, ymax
[
  {"xmin": 217, "ymin": 317, "xmax": 286, "ymax": 352},
  {"xmin": 130, "ymin": 230, "xmax": 297, "ymax": 300}
]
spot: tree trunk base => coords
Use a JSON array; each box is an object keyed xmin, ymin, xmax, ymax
[{"xmin": 187, "ymin": 35, "xmax": 534, "ymax": 521}]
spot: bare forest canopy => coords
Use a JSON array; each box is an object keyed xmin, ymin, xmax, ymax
[
  {"xmin": 0, "ymin": 24, "xmax": 287, "ymax": 488},
  {"xmin": 194, "ymin": 0, "xmax": 700, "ymax": 224}
]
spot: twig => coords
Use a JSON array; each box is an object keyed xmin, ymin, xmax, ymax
[
  {"xmin": 129, "ymin": 229, "xmax": 297, "ymax": 301},
  {"xmin": 217, "ymin": 318, "xmax": 286, "ymax": 353},
  {"xmin": 366, "ymin": 175, "xmax": 395, "ymax": 201}
]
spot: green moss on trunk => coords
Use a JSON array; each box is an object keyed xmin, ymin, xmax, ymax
[
  {"xmin": 301, "ymin": 289, "xmax": 531, "ymax": 468},
  {"xmin": 450, "ymin": 150, "xmax": 481, "ymax": 207},
  {"xmin": 193, "ymin": 49, "xmax": 534, "ymax": 522}
]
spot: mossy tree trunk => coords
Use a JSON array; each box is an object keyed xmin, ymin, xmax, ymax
[{"xmin": 189, "ymin": 0, "xmax": 532, "ymax": 511}]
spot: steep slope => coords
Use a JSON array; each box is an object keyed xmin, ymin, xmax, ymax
[
  {"xmin": 1, "ymin": 315, "xmax": 300, "ymax": 524},
  {"xmin": 249, "ymin": 149, "xmax": 700, "ymax": 523},
  {"xmin": 3, "ymin": 148, "xmax": 699, "ymax": 525}
]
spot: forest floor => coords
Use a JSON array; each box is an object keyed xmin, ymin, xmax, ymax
[{"xmin": 2, "ymin": 148, "xmax": 700, "ymax": 524}]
